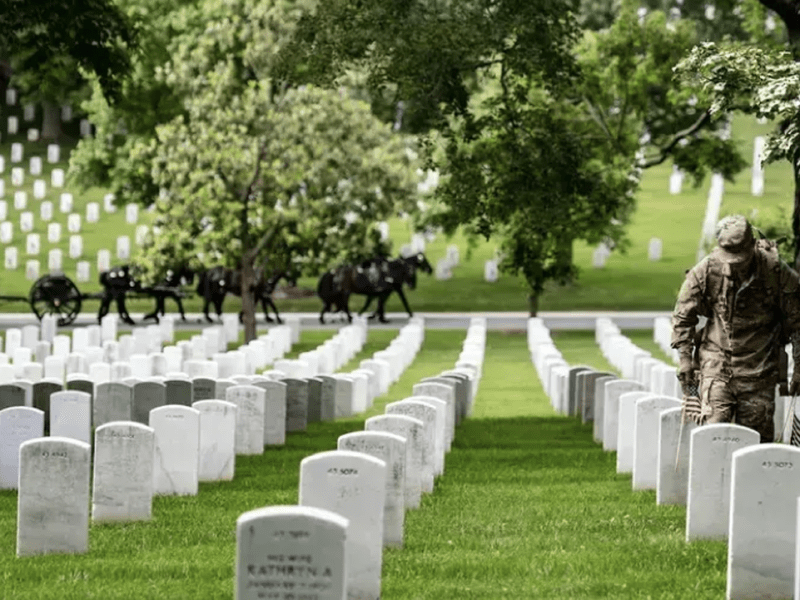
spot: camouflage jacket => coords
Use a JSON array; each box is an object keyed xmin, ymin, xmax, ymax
[{"xmin": 671, "ymin": 246, "xmax": 800, "ymax": 383}]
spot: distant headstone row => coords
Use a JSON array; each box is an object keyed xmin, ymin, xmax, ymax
[
  {"xmin": 529, "ymin": 316, "xmax": 800, "ymax": 600},
  {"xmin": 236, "ymin": 317, "xmax": 485, "ymax": 600}
]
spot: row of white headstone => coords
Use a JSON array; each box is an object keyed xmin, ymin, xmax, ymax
[
  {"xmin": 592, "ymin": 238, "xmax": 663, "ymax": 268},
  {"xmin": 532, "ymin": 316, "xmax": 800, "ymax": 600},
  {"xmin": 9, "ymin": 316, "xmax": 429, "ymax": 559},
  {"xmin": 234, "ymin": 318, "xmax": 485, "ymax": 600}
]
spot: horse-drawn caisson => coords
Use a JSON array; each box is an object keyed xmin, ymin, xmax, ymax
[{"xmin": 316, "ymin": 253, "xmax": 432, "ymax": 323}]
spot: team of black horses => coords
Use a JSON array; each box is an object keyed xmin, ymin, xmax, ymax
[{"xmin": 97, "ymin": 252, "xmax": 432, "ymax": 325}]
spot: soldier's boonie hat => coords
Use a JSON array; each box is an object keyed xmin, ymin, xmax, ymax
[{"xmin": 715, "ymin": 214, "xmax": 755, "ymax": 263}]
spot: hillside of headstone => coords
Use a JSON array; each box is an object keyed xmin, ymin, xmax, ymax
[
  {"xmin": 529, "ymin": 316, "xmax": 800, "ymax": 600},
  {"xmin": 0, "ymin": 92, "xmax": 153, "ymax": 289},
  {"xmin": 1, "ymin": 308, "xmax": 487, "ymax": 600}
]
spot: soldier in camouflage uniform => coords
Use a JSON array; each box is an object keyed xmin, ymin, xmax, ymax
[{"xmin": 671, "ymin": 215, "xmax": 800, "ymax": 442}]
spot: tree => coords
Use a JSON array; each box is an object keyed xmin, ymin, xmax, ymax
[
  {"xmin": 675, "ymin": 1, "xmax": 800, "ymax": 266},
  {"xmin": 139, "ymin": 80, "xmax": 419, "ymax": 341},
  {"xmin": 1, "ymin": 0, "xmax": 138, "ymax": 137}
]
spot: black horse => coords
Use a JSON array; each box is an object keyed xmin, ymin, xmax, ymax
[
  {"xmin": 317, "ymin": 253, "xmax": 432, "ymax": 323},
  {"xmin": 196, "ymin": 266, "xmax": 285, "ymax": 324},
  {"xmin": 97, "ymin": 265, "xmax": 139, "ymax": 325},
  {"xmin": 142, "ymin": 266, "xmax": 196, "ymax": 323}
]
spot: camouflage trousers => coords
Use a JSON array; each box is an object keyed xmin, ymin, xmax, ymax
[{"xmin": 699, "ymin": 376, "xmax": 775, "ymax": 443}]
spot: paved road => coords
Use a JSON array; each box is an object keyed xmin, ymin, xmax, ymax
[{"xmin": 0, "ymin": 311, "xmax": 672, "ymax": 331}]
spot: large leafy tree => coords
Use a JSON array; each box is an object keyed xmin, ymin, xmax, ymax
[
  {"xmin": 1, "ymin": 0, "xmax": 138, "ymax": 137},
  {"xmin": 139, "ymin": 80, "xmax": 418, "ymax": 341},
  {"xmin": 675, "ymin": 1, "xmax": 800, "ymax": 266}
]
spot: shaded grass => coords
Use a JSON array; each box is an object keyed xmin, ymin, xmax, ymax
[{"xmin": 0, "ymin": 331, "xmax": 728, "ymax": 599}]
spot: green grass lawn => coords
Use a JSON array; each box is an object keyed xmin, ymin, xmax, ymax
[
  {"xmin": 0, "ymin": 329, "xmax": 727, "ymax": 599},
  {"xmin": 0, "ymin": 108, "xmax": 793, "ymax": 316}
]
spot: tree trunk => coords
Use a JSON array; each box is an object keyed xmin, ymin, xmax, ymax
[
  {"xmin": 528, "ymin": 292, "xmax": 539, "ymax": 317},
  {"xmin": 241, "ymin": 252, "xmax": 258, "ymax": 343},
  {"xmin": 41, "ymin": 101, "xmax": 61, "ymax": 140}
]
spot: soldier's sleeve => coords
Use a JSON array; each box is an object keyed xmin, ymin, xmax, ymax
[
  {"xmin": 671, "ymin": 264, "xmax": 707, "ymax": 363},
  {"xmin": 779, "ymin": 262, "xmax": 800, "ymax": 357}
]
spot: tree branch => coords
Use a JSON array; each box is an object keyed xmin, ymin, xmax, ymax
[{"xmin": 638, "ymin": 109, "xmax": 712, "ymax": 169}]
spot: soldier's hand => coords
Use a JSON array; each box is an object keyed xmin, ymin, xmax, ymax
[
  {"xmin": 790, "ymin": 373, "xmax": 800, "ymax": 397},
  {"xmin": 677, "ymin": 369, "xmax": 697, "ymax": 397}
]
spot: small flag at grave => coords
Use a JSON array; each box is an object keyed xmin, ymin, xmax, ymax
[
  {"xmin": 25, "ymin": 260, "xmax": 39, "ymax": 281},
  {"xmin": 26, "ymin": 234, "xmax": 40, "ymax": 256},
  {"xmin": 5, "ymin": 247, "xmax": 17, "ymax": 270}
]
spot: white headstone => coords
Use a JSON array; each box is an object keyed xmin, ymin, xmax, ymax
[
  {"xmin": 92, "ymin": 422, "xmax": 155, "ymax": 522},
  {"xmin": 47, "ymin": 144, "xmax": 60, "ymax": 163},
  {"xmin": 226, "ymin": 385, "xmax": 266, "ymax": 455},
  {"xmin": 338, "ymin": 431, "xmax": 406, "ymax": 547},
  {"xmin": 727, "ymin": 444, "xmax": 800, "ymax": 600},
  {"xmin": 116, "ymin": 235, "xmax": 130, "ymax": 260},
  {"xmin": 6, "ymin": 89, "xmax": 16, "ymax": 105},
  {"xmin": 76, "ymin": 261, "xmax": 90, "ymax": 282},
  {"xmin": 193, "ymin": 400, "xmax": 237, "ymax": 482},
  {"xmin": 656, "ymin": 406, "xmax": 698, "ymax": 505},
  {"xmin": 149, "ymin": 405, "xmax": 200, "ymax": 495},
  {"xmin": 0, "ymin": 221, "xmax": 11, "ymax": 243},
  {"xmin": 632, "ymin": 396, "xmax": 681, "ymax": 490},
  {"xmin": 16, "ymin": 437, "xmax": 91, "ymax": 556},
  {"xmin": 59, "ymin": 193, "xmax": 73, "ymax": 214},
  {"xmin": 385, "ymin": 400, "xmax": 436, "ymax": 493},
  {"xmin": 27, "ymin": 129, "xmax": 39, "ymax": 143},
  {"xmin": 50, "ymin": 391, "xmax": 91, "ymax": 444},
  {"xmin": 11, "ymin": 167, "xmax": 23, "ymax": 187},
  {"xmin": 40, "ymin": 201, "xmax": 52, "ymax": 221},
  {"xmin": 8, "ymin": 117, "xmax": 18, "ymax": 136},
  {"xmin": 85, "ymin": 203, "xmax": 99, "ymax": 223},
  {"xmin": 299, "ymin": 450, "xmax": 386, "ymax": 600},
  {"xmin": 67, "ymin": 213, "xmax": 81, "ymax": 233},
  {"xmin": 135, "ymin": 225, "xmax": 149, "ymax": 246},
  {"xmin": 616, "ymin": 391, "xmax": 653, "ymax": 474},
  {"xmin": 69, "ymin": 235, "xmax": 83, "ymax": 259},
  {"xmin": 103, "ymin": 193, "xmax": 116, "ymax": 213},
  {"xmin": 234, "ymin": 506, "xmax": 348, "ymax": 600},
  {"xmin": 483, "ymin": 259, "xmax": 498, "ymax": 282},
  {"xmin": 648, "ymin": 237, "xmax": 662, "ymax": 262},
  {"xmin": 47, "ymin": 222, "xmax": 61, "ymax": 243},
  {"xmin": 29, "ymin": 157, "xmax": 41, "ymax": 176},
  {"xmin": 602, "ymin": 380, "xmax": 645, "ymax": 450},
  {"xmin": 26, "ymin": 233, "xmax": 40, "ymax": 256},
  {"xmin": 97, "ymin": 249, "xmax": 111, "ymax": 272},
  {"xmin": 51, "ymin": 168, "xmax": 65, "ymax": 188},
  {"xmin": 0, "ymin": 407, "xmax": 44, "ymax": 490},
  {"xmin": 79, "ymin": 119, "xmax": 92, "ymax": 137},
  {"xmin": 686, "ymin": 423, "xmax": 759, "ymax": 542},
  {"xmin": 48, "ymin": 249, "xmax": 62, "ymax": 273},
  {"xmin": 125, "ymin": 203, "xmax": 138, "ymax": 224},
  {"xmin": 4, "ymin": 247, "xmax": 17, "ymax": 270}
]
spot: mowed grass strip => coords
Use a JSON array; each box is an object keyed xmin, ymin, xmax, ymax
[{"xmin": 0, "ymin": 330, "xmax": 728, "ymax": 599}]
